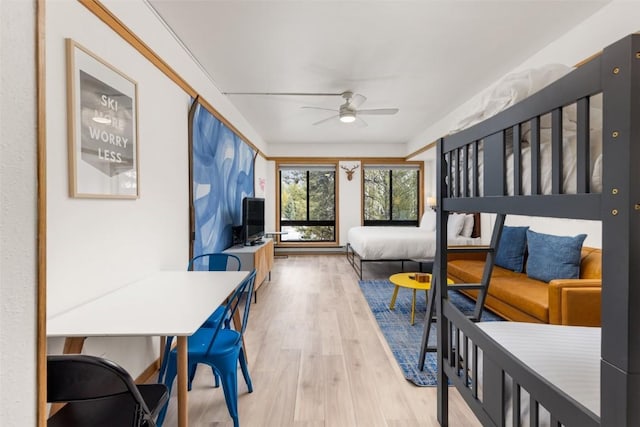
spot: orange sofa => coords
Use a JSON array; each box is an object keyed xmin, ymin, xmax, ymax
[{"xmin": 447, "ymin": 247, "xmax": 602, "ymax": 326}]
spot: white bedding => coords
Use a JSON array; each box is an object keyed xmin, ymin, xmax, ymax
[
  {"xmin": 347, "ymin": 226, "xmax": 480, "ymax": 260},
  {"xmin": 477, "ymin": 322, "xmax": 600, "ymax": 423},
  {"xmin": 449, "ymin": 63, "xmax": 604, "ymax": 197},
  {"xmin": 460, "ymin": 127, "xmax": 603, "ymax": 197}
]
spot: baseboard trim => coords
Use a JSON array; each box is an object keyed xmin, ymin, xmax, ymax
[
  {"xmin": 276, "ymin": 250, "xmax": 346, "ymax": 256},
  {"xmin": 135, "ymin": 358, "xmax": 160, "ymax": 384}
]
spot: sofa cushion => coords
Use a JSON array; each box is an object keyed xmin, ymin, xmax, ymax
[
  {"xmin": 495, "ymin": 226, "xmax": 529, "ymax": 272},
  {"xmin": 448, "ymin": 261, "xmax": 550, "ymax": 322},
  {"xmin": 526, "ymin": 230, "xmax": 587, "ymax": 282},
  {"xmin": 448, "ymin": 259, "xmax": 516, "ymax": 283},
  {"xmin": 448, "ymin": 247, "xmax": 601, "ymax": 324},
  {"xmin": 488, "ymin": 275, "xmax": 550, "ymax": 322}
]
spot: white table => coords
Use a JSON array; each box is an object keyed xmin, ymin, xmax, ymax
[{"xmin": 47, "ymin": 270, "xmax": 250, "ymax": 427}]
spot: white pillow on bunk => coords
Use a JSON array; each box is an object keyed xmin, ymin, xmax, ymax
[
  {"xmin": 420, "ymin": 210, "xmax": 436, "ymax": 231},
  {"xmin": 461, "ymin": 214, "xmax": 475, "ymax": 237},
  {"xmin": 448, "ymin": 213, "xmax": 466, "ymax": 238},
  {"xmin": 450, "ymin": 63, "xmax": 572, "ymax": 133},
  {"xmin": 527, "ymin": 63, "xmax": 573, "ymax": 95}
]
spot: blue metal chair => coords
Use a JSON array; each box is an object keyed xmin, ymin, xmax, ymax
[
  {"xmin": 158, "ymin": 253, "xmax": 242, "ymax": 385},
  {"xmin": 187, "ymin": 253, "xmax": 242, "ymax": 329},
  {"xmin": 157, "ymin": 269, "xmax": 257, "ymax": 427}
]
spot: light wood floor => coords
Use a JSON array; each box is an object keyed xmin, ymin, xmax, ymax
[{"xmin": 159, "ymin": 255, "xmax": 481, "ymax": 426}]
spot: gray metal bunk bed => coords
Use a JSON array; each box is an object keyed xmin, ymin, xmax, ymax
[{"xmin": 429, "ymin": 33, "xmax": 640, "ymax": 426}]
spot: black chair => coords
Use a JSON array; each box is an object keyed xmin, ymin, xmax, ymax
[{"xmin": 47, "ymin": 354, "xmax": 169, "ymax": 427}]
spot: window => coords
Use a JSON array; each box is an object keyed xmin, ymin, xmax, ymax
[
  {"xmin": 364, "ymin": 166, "xmax": 419, "ymax": 226},
  {"xmin": 279, "ymin": 165, "xmax": 336, "ymax": 242}
]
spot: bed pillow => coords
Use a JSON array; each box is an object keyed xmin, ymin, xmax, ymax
[
  {"xmin": 461, "ymin": 214, "xmax": 475, "ymax": 237},
  {"xmin": 420, "ymin": 210, "xmax": 436, "ymax": 231},
  {"xmin": 450, "ymin": 64, "xmax": 572, "ymax": 132},
  {"xmin": 495, "ymin": 226, "xmax": 529, "ymax": 273},
  {"xmin": 526, "ymin": 230, "xmax": 587, "ymax": 282},
  {"xmin": 447, "ymin": 213, "xmax": 466, "ymax": 238}
]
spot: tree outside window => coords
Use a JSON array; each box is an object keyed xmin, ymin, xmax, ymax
[
  {"xmin": 280, "ymin": 166, "xmax": 336, "ymax": 241},
  {"xmin": 364, "ymin": 167, "xmax": 419, "ymax": 226}
]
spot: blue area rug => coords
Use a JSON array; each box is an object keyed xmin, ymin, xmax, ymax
[{"xmin": 358, "ymin": 279, "xmax": 502, "ymax": 386}]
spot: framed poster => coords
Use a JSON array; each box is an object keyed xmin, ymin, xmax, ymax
[{"xmin": 66, "ymin": 39, "xmax": 139, "ymax": 198}]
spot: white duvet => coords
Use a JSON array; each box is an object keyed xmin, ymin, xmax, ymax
[
  {"xmin": 347, "ymin": 226, "xmax": 480, "ymax": 260},
  {"xmin": 449, "ymin": 63, "xmax": 604, "ymax": 197},
  {"xmin": 458, "ymin": 127, "xmax": 603, "ymax": 197}
]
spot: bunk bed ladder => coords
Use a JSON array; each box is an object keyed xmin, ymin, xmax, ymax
[
  {"xmin": 472, "ymin": 213, "xmax": 505, "ymax": 320},
  {"xmin": 418, "ymin": 213, "xmax": 506, "ymax": 371}
]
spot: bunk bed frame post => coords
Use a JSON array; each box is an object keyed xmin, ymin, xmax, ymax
[
  {"xmin": 434, "ymin": 33, "xmax": 640, "ymax": 427},
  {"xmin": 435, "ymin": 138, "xmax": 449, "ymax": 426},
  {"xmin": 599, "ymin": 34, "xmax": 640, "ymax": 427}
]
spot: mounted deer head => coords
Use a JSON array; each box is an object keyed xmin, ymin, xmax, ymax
[{"xmin": 341, "ymin": 164, "xmax": 360, "ymax": 181}]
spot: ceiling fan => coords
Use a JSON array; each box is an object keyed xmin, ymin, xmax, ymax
[
  {"xmin": 302, "ymin": 91, "xmax": 399, "ymax": 126},
  {"xmin": 222, "ymin": 90, "xmax": 399, "ymax": 126}
]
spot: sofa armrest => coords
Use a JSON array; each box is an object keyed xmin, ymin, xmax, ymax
[
  {"xmin": 561, "ymin": 287, "xmax": 601, "ymax": 326},
  {"xmin": 548, "ymin": 279, "xmax": 601, "ymax": 326}
]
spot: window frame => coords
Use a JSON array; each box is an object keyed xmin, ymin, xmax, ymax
[
  {"xmin": 276, "ymin": 162, "xmax": 339, "ymax": 245},
  {"xmin": 362, "ymin": 164, "xmax": 421, "ymax": 227}
]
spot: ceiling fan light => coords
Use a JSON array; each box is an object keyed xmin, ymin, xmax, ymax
[{"xmin": 339, "ymin": 112, "xmax": 356, "ymax": 123}]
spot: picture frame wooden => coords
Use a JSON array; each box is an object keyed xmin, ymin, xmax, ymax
[{"xmin": 66, "ymin": 39, "xmax": 139, "ymax": 198}]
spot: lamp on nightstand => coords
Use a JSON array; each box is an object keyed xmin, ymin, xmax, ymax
[{"xmin": 427, "ymin": 197, "xmax": 437, "ymax": 210}]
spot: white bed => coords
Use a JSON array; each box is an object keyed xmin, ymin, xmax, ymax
[
  {"xmin": 347, "ymin": 226, "xmax": 480, "ymax": 260},
  {"xmin": 346, "ymin": 211, "xmax": 481, "ymax": 278}
]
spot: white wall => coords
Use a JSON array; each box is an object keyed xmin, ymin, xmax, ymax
[
  {"xmin": 408, "ymin": 0, "xmax": 640, "ymax": 248},
  {"xmin": 269, "ymin": 141, "xmax": 406, "ymax": 158},
  {"xmin": 45, "ymin": 0, "xmax": 274, "ymax": 377},
  {"xmin": 407, "ymin": 1, "xmax": 640, "ymax": 155},
  {"xmin": 264, "ymin": 160, "xmax": 277, "ymax": 232},
  {"xmin": 338, "ymin": 160, "xmax": 362, "ymax": 245},
  {"xmin": 104, "ymin": 0, "xmax": 268, "ymax": 155},
  {"xmin": 45, "ymin": 0, "xmax": 271, "ymax": 376},
  {"xmin": 0, "ymin": 1, "xmax": 37, "ymax": 424},
  {"xmin": 505, "ymin": 215, "xmax": 602, "ymax": 249}
]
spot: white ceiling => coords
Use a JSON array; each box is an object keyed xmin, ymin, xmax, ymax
[{"xmin": 148, "ymin": 0, "xmax": 610, "ymax": 150}]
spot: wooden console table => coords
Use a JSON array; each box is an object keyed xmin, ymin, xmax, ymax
[{"xmin": 224, "ymin": 238, "xmax": 274, "ymax": 300}]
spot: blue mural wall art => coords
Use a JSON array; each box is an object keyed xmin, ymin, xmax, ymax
[{"xmin": 192, "ymin": 103, "xmax": 255, "ymax": 261}]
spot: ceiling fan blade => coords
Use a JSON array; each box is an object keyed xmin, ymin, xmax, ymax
[
  {"xmin": 301, "ymin": 106, "xmax": 339, "ymax": 112},
  {"xmin": 355, "ymin": 117, "xmax": 368, "ymax": 127},
  {"xmin": 350, "ymin": 93, "xmax": 367, "ymax": 108},
  {"xmin": 312, "ymin": 115, "xmax": 339, "ymax": 126},
  {"xmin": 357, "ymin": 108, "xmax": 399, "ymax": 115}
]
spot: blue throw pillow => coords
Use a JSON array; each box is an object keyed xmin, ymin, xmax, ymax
[
  {"xmin": 526, "ymin": 230, "xmax": 587, "ymax": 282},
  {"xmin": 495, "ymin": 226, "xmax": 529, "ymax": 272}
]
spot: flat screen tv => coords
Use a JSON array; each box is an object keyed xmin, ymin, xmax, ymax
[{"xmin": 242, "ymin": 197, "xmax": 265, "ymax": 245}]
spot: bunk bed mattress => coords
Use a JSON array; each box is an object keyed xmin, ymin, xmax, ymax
[
  {"xmin": 477, "ymin": 322, "xmax": 601, "ymax": 417},
  {"xmin": 347, "ymin": 226, "xmax": 480, "ymax": 260}
]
